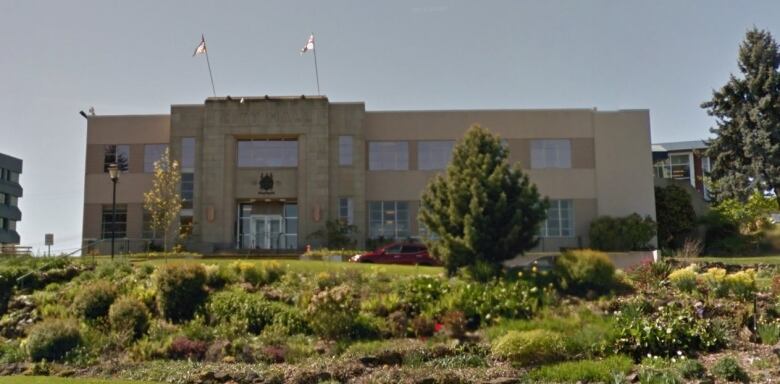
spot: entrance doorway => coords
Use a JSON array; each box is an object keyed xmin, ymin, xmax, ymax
[{"xmin": 251, "ymin": 215, "xmax": 283, "ymax": 249}]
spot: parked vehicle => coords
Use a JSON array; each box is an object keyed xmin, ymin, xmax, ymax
[{"xmin": 350, "ymin": 242, "xmax": 441, "ymax": 266}]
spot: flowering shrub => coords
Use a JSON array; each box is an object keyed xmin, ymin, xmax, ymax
[
  {"xmin": 396, "ymin": 275, "xmax": 449, "ymax": 316},
  {"xmin": 613, "ymin": 301, "xmax": 726, "ymax": 357},
  {"xmin": 554, "ymin": 249, "xmax": 617, "ymax": 296},
  {"xmin": 668, "ymin": 265, "xmax": 698, "ymax": 293},
  {"xmin": 307, "ymin": 284, "xmax": 358, "ymax": 339},
  {"xmin": 441, "ymin": 279, "xmax": 541, "ymax": 325},
  {"xmin": 167, "ymin": 336, "xmax": 208, "ymax": 360},
  {"xmin": 700, "ymin": 267, "xmax": 728, "ymax": 297},
  {"xmin": 723, "ymin": 269, "xmax": 756, "ymax": 300},
  {"xmin": 72, "ymin": 280, "xmax": 117, "ymax": 321}
]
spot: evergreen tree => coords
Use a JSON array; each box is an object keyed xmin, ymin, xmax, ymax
[
  {"xmin": 654, "ymin": 185, "xmax": 696, "ymax": 249},
  {"xmin": 143, "ymin": 148, "xmax": 182, "ymax": 251},
  {"xmin": 703, "ymin": 28, "xmax": 780, "ymax": 204},
  {"xmin": 419, "ymin": 125, "xmax": 548, "ymax": 279}
]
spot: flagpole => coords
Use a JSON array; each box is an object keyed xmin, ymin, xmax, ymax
[
  {"xmin": 204, "ymin": 45, "xmax": 217, "ymax": 97},
  {"xmin": 312, "ymin": 33, "xmax": 320, "ymax": 95}
]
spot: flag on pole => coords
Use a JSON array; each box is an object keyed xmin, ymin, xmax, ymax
[
  {"xmin": 193, "ymin": 35, "xmax": 207, "ymax": 57},
  {"xmin": 300, "ymin": 34, "xmax": 315, "ymax": 54}
]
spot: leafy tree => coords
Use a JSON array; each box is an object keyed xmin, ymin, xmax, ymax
[
  {"xmin": 713, "ymin": 190, "xmax": 778, "ymax": 234},
  {"xmin": 308, "ymin": 219, "xmax": 358, "ymax": 249},
  {"xmin": 143, "ymin": 148, "xmax": 182, "ymax": 251},
  {"xmin": 655, "ymin": 185, "xmax": 697, "ymax": 249},
  {"xmin": 419, "ymin": 125, "xmax": 548, "ymax": 279},
  {"xmin": 703, "ymin": 28, "xmax": 780, "ymax": 204}
]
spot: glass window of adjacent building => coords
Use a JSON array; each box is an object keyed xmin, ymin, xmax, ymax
[
  {"xmin": 418, "ymin": 140, "xmax": 454, "ymax": 170},
  {"xmin": 237, "ymin": 139, "xmax": 298, "ymax": 167},
  {"xmin": 531, "ymin": 139, "xmax": 571, "ymax": 169},
  {"xmin": 143, "ymin": 144, "xmax": 168, "ymax": 173},
  {"xmin": 339, "ymin": 136, "xmax": 353, "ymax": 166},
  {"xmin": 181, "ymin": 137, "xmax": 195, "ymax": 171},
  {"xmin": 9, "ymin": 172, "xmax": 19, "ymax": 183},
  {"xmin": 283, "ymin": 204, "xmax": 298, "ymax": 249},
  {"xmin": 103, "ymin": 144, "xmax": 130, "ymax": 172},
  {"xmin": 670, "ymin": 154, "xmax": 691, "ymax": 180},
  {"xmin": 101, "ymin": 205, "xmax": 128, "ymax": 239},
  {"xmin": 339, "ymin": 197, "xmax": 354, "ymax": 225},
  {"xmin": 8, "ymin": 196, "xmax": 17, "ymax": 207},
  {"xmin": 368, "ymin": 201, "xmax": 409, "ymax": 239},
  {"xmin": 0, "ymin": 193, "xmax": 5, "ymax": 205},
  {"xmin": 369, "ymin": 141, "xmax": 409, "ymax": 170},
  {"xmin": 142, "ymin": 211, "xmax": 160, "ymax": 240},
  {"xmin": 541, "ymin": 200, "xmax": 573, "ymax": 237}
]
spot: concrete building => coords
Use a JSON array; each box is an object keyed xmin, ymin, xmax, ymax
[
  {"xmin": 81, "ymin": 96, "xmax": 656, "ymax": 254},
  {"xmin": 0, "ymin": 152, "xmax": 22, "ymax": 245},
  {"xmin": 652, "ymin": 140, "xmax": 711, "ymax": 201}
]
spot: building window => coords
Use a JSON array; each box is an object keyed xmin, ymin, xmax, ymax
[
  {"xmin": 368, "ymin": 201, "xmax": 409, "ymax": 239},
  {"xmin": 339, "ymin": 136, "xmax": 353, "ymax": 166},
  {"xmin": 418, "ymin": 140, "xmax": 454, "ymax": 170},
  {"xmin": 101, "ymin": 204, "xmax": 127, "ymax": 239},
  {"xmin": 237, "ymin": 139, "xmax": 298, "ymax": 167},
  {"xmin": 181, "ymin": 173, "xmax": 194, "ymax": 209},
  {"xmin": 654, "ymin": 153, "xmax": 692, "ymax": 182},
  {"xmin": 144, "ymin": 144, "xmax": 168, "ymax": 173},
  {"xmin": 104, "ymin": 145, "xmax": 130, "ymax": 172},
  {"xmin": 283, "ymin": 203, "xmax": 298, "ymax": 249},
  {"xmin": 8, "ymin": 196, "xmax": 17, "ymax": 207},
  {"xmin": 339, "ymin": 197, "xmax": 354, "ymax": 225},
  {"xmin": 369, "ymin": 141, "xmax": 409, "ymax": 170},
  {"xmin": 541, "ymin": 200, "xmax": 573, "ymax": 237},
  {"xmin": 531, "ymin": 139, "xmax": 571, "ymax": 169},
  {"xmin": 0, "ymin": 218, "xmax": 4, "ymax": 230},
  {"xmin": 0, "ymin": 193, "xmax": 4, "ymax": 205},
  {"xmin": 142, "ymin": 211, "xmax": 160, "ymax": 240},
  {"xmin": 181, "ymin": 137, "xmax": 195, "ymax": 171}
]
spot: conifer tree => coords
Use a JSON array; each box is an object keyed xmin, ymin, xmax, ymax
[
  {"xmin": 143, "ymin": 148, "xmax": 182, "ymax": 251},
  {"xmin": 419, "ymin": 125, "xmax": 548, "ymax": 279},
  {"xmin": 703, "ymin": 28, "xmax": 780, "ymax": 204}
]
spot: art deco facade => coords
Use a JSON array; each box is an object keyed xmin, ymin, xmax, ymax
[{"xmin": 81, "ymin": 96, "xmax": 656, "ymax": 253}]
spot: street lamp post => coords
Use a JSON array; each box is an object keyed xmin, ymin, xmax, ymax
[{"xmin": 108, "ymin": 163, "xmax": 120, "ymax": 260}]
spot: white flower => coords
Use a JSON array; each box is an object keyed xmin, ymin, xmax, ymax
[
  {"xmin": 677, "ymin": 350, "xmax": 683, "ymax": 356},
  {"xmin": 671, "ymin": 358, "xmax": 676, "ymax": 363},
  {"xmin": 647, "ymin": 353, "xmax": 652, "ymax": 358}
]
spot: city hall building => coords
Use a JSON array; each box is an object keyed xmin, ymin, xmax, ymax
[{"xmin": 81, "ymin": 96, "xmax": 656, "ymax": 254}]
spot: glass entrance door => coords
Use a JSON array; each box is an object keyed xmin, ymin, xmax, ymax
[{"xmin": 251, "ymin": 215, "xmax": 283, "ymax": 249}]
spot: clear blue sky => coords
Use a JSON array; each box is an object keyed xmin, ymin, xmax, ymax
[{"xmin": 1, "ymin": 0, "xmax": 779, "ymax": 254}]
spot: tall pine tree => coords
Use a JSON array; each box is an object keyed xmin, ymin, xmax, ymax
[
  {"xmin": 703, "ymin": 28, "xmax": 780, "ymax": 204},
  {"xmin": 419, "ymin": 125, "xmax": 548, "ymax": 279}
]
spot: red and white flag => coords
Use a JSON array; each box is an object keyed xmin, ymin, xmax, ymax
[
  {"xmin": 193, "ymin": 35, "xmax": 207, "ymax": 57},
  {"xmin": 300, "ymin": 34, "xmax": 314, "ymax": 54}
]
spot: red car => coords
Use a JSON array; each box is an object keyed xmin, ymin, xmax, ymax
[{"xmin": 350, "ymin": 242, "xmax": 441, "ymax": 266}]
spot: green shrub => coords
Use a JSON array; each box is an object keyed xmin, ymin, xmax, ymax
[
  {"xmin": 589, "ymin": 213, "xmax": 656, "ymax": 251},
  {"xmin": 757, "ymin": 320, "xmax": 780, "ymax": 345},
  {"xmin": 614, "ymin": 300, "xmax": 726, "ymax": 357},
  {"xmin": 154, "ymin": 263, "xmax": 208, "ymax": 323},
  {"xmin": 555, "ymin": 249, "xmax": 617, "ymax": 296},
  {"xmin": 26, "ymin": 319, "xmax": 82, "ymax": 361},
  {"xmin": 410, "ymin": 314, "xmax": 436, "ymax": 338},
  {"xmin": 227, "ymin": 261, "xmax": 285, "ymax": 286},
  {"xmin": 207, "ymin": 289, "xmax": 285, "ymax": 334},
  {"xmin": 396, "ymin": 275, "xmax": 449, "ymax": 316},
  {"xmin": 109, "ymin": 297, "xmax": 150, "ymax": 340},
  {"xmin": 203, "ymin": 264, "xmax": 236, "ymax": 289},
  {"xmin": 711, "ymin": 356, "xmax": 749, "ymax": 383},
  {"xmin": 0, "ymin": 274, "xmax": 12, "ymax": 316},
  {"xmin": 307, "ymin": 284, "xmax": 358, "ymax": 339},
  {"xmin": 528, "ymin": 355, "xmax": 633, "ymax": 383},
  {"xmin": 668, "ymin": 265, "xmax": 698, "ymax": 293},
  {"xmin": 439, "ymin": 279, "xmax": 540, "ymax": 325},
  {"xmin": 700, "ymin": 267, "xmax": 728, "ymax": 297},
  {"xmin": 72, "ymin": 280, "xmax": 118, "ymax": 321},
  {"xmin": 491, "ymin": 329, "xmax": 564, "ymax": 366},
  {"xmin": 0, "ymin": 339, "xmax": 25, "ymax": 363},
  {"xmin": 655, "ymin": 185, "xmax": 697, "ymax": 249}
]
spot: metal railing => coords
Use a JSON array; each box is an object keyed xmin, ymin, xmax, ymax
[{"xmin": 0, "ymin": 244, "xmax": 32, "ymax": 256}]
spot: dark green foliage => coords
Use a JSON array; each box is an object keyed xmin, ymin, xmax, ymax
[
  {"xmin": 554, "ymin": 249, "xmax": 617, "ymax": 296},
  {"xmin": 72, "ymin": 280, "xmax": 117, "ymax": 321},
  {"xmin": 703, "ymin": 28, "xmax": 780, "ymax": 203},
  {"xmin": 528, "ymin": 355, "xmax": 634, "ymax": 383},
  {"xmin": 395, "ymin": 275, "xmax": 448, "ymax": 316},
  {"xmin": 26, "ymin": 319, "xmax": 81, "ymax": 361},
  {"xmin": 419, "ymin": 125, "xmax": 548, "ymax": 279},
  {"xmin": 638, "ymin": 357, "xmax": 706, "ymax": 384},
  {"xmin": 307, "ymin": 219, "xmax": 358, "ymax": 249},
  {"xmin": 701, "ymin": 211, "xmax": 753, "ymax": 255},
  {"xmin": 589, "ymin": 213, "xmax": 657, "ymax": 251},
  {"xmin": 711, "ymin": 356, "xmax": 749, "ymax": 383},
  {"xmin": 440, "ymin": 279, "xmax": 540, "ymax": 325},
  {"xmin": 109, "ymin": 297, "xmax": 150, "ymax": 340},
  {"xmin": 655, "ymin": 185, "xmax": 697, "ymax": 249},
  {"xmin": 0, "ymin": 274, "xmax": 12, "ymax": 316},
  {"xmin": 207, "ymin": 289, "xmax": 302, "ymax": 335},
  {"xmin": 154, "ymin": 263, "xmax": 208, "ymax": 323}
]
